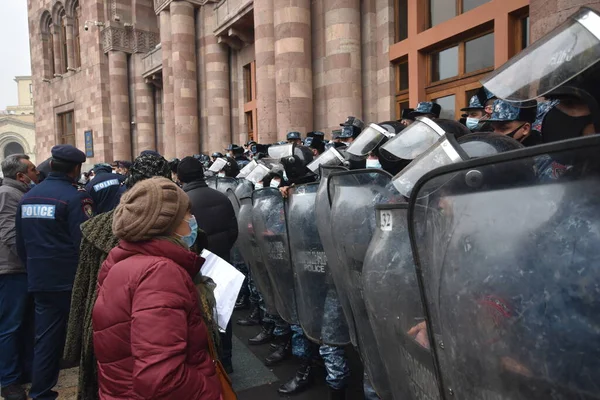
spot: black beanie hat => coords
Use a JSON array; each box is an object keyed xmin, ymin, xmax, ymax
[{"xmin": 177, "ymin": 156, "xmax": 205, "ymax": 183}]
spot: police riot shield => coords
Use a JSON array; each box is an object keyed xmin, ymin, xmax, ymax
[
  {"xmin": 236, "ymin": 190, "xmax": 278, "ymax": 315},
  {"xmin": 226, "ymin": 188, "xmax": 243, "ymax": 265},
  {"xmin": 251, "ymin": 188, "xmax": 299, "ymax": 324},
  {"xmin": 409, "ymin": 136, "xmax": 600, "ymax": 400},
  {"xmin": 205, "ymin": 176, "xmax": 217, "ymax": 189},
  {"xmin": 363, "ymin": 203, "xmax": 441, "ymax": 400},
  {"xmin": 215, "ymin": 177, "xmax": 238, "ymax": 194},
  {"xmin": 315, "ymin": 165, "xmax": 357, "ymax": 346},
  {"xmin": 287, "ymin": 183, "xmax": 350, "ymax": 345},
  {"xmin": 327, "ymin": 169, "xmax": 399, "ymax": 399}
]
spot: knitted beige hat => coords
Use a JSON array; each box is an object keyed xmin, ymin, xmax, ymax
[{"xmin": 113, "ymin": 177, "xmax": 190, "ymax": 242}]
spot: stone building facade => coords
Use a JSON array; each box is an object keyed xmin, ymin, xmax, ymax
[{"xmin": 27, "ymin": 0, "xmax": 600, "ymax": 162}]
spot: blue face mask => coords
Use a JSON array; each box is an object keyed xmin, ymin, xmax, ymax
[
  {"xmin": 179, "ymin": 216, "xmax": 198, "ymax": 248},
  {"xmin": 466, "ymin": 117, "xmax": 480, "ymax": 131},
  {"xmin": 24, "ymin": 175, "xmax": 36, "ymax": 189},
  {"xmin": 366, "ymin": 159, "xmax": 382, "ymax": 169}
]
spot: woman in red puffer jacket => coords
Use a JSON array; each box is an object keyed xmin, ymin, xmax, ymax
[{"xmin": 92, "ymin": 177, "xmax": 221, "ymax": 400}]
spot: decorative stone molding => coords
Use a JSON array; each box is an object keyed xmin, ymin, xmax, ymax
[
  {"xmin": 102, "ymin": 26, "xmax": 159, "ymax": 54},
  {"xmin": 154, "ymin": 0, "xmax": 219, "ymax": 15}
]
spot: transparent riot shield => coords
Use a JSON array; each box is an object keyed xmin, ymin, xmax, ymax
[
  {"xmin": 215, "ymin": 177, "xmax": 238, "ymax": 194},
  {"xmin": 287, "ymin": 183, "xmax": 350, "ymax": 345},
  {"xmin": 363, "ymin": 203, "xmax": 441, "ymax": 400},
  {"xmin": 327, "ymin": 169, "xmax": 399, "ymax": 399},
  {"xmin": 315, "ymin": 165, "xmax": 357, "ymax": 346},
  {"xmin": 205, "ymin": 176, "xmax": 217, "ymax": 189},
  {"xmin": 251, "ymin": 188, "xmax": 299, "ymax": 324},
  {"xmin": 226, "ymin": 188, "xmax": 243, "ymax": 265},
  {"xmin": 236, "ymin": 193, "xmax": 277, "ymax": 315},
  {"xmin": 409, "ymin": 136, "xmax": 600, "ymax": 400}
]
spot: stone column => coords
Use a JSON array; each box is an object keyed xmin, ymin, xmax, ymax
[
  {"xmin": 63, "ymin": 16, "xmax": 75, "ymax": 70},
  {"xmin": 52, "ymin": 24, "xmax": 62, "ymax": 74},
  {"xmin": 311, "ymin": 0, "xmax": 327, "ymax": 133},
  {"xmin": 325, "ymin": 0, "xmax": 362, "ymax": 130},
  {"xmin": 274, "ymin": 0, "xmax": 313, "ymax": 139},
  {"xmin": 171, "ymin": 0, "xmax": 199, "ymax": 157},
  {"xmin": 133, "ymin": 54, "xmax": 156, "ymax": 154},
  {"xmin": 109, "ymin": 50, "xmax": 132, "ymax": 161},
  {"xmin": 376, "ymin": 0, "xmax": 394, "ymax": 121},
  {"xmin": 361, "ymin": 0, "xmax": 378, "ymax": 124},
  {"xmin": 203, "ymin": 7, "xmax": 231, "ymax": 152},
  {"xmin": 160, "ymin": 10, "xmax": 175, "ymax": 159},
  {"xmin": 254, "ymin": 0, "xmax": 277, "ymax": 143}
]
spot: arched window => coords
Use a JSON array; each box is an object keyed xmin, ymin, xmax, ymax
[
  {"xmin": 73, "ymin": 1, "xmax": 81, "ymax": 68},
  {"xmin": 4, "ymin": 142, "xmax": 25, "ymax": 159},
  {"xmin": 41, "ymin": 11, "xmax": 55, "ymax": 78}
]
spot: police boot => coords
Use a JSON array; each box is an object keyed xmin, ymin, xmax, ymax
[
  {"xmin": 234, "ymin": 294, "xmax": 249, "ymax": 310},
  {"xmin": 264, "ymin": 334, "xmax": 292, "ymax": 366},
  {"xmin": 328, "ymin": 387, "xmax": 346, "ymax": 400},
  {"xmin": 277, "ymin": 362, "xmax": 314, "ymax": 395},
  {"xmin": 1, "ymin": 384, "xmax": 27, "ymax": 400},
  {"xmin": 237, "ymin": 305, "xmax": 261, "ymax": 326},
  {"xmin": 248, "ymin": 324, "xmax": 274, "ymax": 345}
]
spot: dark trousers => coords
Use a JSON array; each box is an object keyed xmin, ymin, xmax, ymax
[
  {"xmin": 0, "ymin": 274, "xmax": 32, "ymax": 386},
  {"xmin": 219, "ymin": 320, "xmax": 233, "ymax": 367},
  {"xmin": 29, "ymin": 291, "xmax": 71, "ymax": 400}
]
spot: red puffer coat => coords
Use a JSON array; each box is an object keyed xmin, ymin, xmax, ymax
[{"xmin": 92, "ymin": 239, "xmax": 221, "ymax": 400}]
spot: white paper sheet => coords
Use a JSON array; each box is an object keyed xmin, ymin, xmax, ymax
[{"xmin": 199, "ymin": 250, "xmax": 245, "ymax": 331}]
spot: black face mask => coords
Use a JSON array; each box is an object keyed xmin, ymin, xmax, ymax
[
  {"xmin": 542, "ymin": 107, "xmax": 593, "ymax": 144},
  {"xmin": 505, "ymin": 123, "xmax": 526, "ymax": 139}
]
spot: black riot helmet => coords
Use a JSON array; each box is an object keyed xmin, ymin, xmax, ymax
[
  {"xmin": 481, "ymin": 7, "xmax": 600, "ymax": 133},
  {"xmin": 267, "ymin": 143, "xmax": 315, "ymax": 183},
  {"xmin": 211, "ymin": 152, "xmax": 224, "ymax": 159},
  {"xmin": 222, "ymin": 156, "xmax": 241, "ymax": 177},
  {"xmin": 169, "ymin": 158, "xmax": 180, "ymax": 174},
  {"xmin": 225, "ymin": 144, "xmax": 244, "ymax": 157},
  {"xmin": 392, "ymin": 131, "xmax": 529, "ymax": 198}
]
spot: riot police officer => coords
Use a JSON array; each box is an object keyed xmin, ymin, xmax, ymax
[
  {"xmin": 338, "ymin": 116, "xmax": 365, "ymax": 144},
  {"xmin": 85, "ymin": 163, "xmax": 126, "ymax": 214},
  {"xmin": 16, "ymin": 145, "xmax": 95, "ymax": 400},
  {"xmin": 225, "ymin": 144, "xmax": 250, "ymax": 169},
  {"xmin": 487, "ymin": 99, "xmax": 542, "ymax": 147}
]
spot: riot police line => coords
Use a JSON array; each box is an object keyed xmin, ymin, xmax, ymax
[{"xmin": 208, "ymin": 7, "xmax": 600, "ymax": 400}]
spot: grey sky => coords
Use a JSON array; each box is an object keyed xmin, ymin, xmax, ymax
[{"xmin": 0, "ymin": 2, "xmax": 31, "ymax": 110}]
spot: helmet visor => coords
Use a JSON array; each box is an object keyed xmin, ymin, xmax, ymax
[
  {"xmin": 268, "ymin": 143, "xmax": 294, "ymax": 159},
  {"xmin": 307, "ymin": 147, "xmax": 345, "ymax": 173},
  {"xmin": 481, "ymin": 8, "xmax": 600, "ymax": 102},
  {"xmin": 246, "ymin": 164, "xmax": 271, "ymax": 184},
  {"xmin": 346, "ymin": 124, "xmax": 394, "ymax": 157},
  {"xmin": 380, "ymin": 117, "xmax": 445, "ymax": 160}
]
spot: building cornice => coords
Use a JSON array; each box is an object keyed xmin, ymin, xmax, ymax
[
  {"xmin": 154, "ymin": 0, "xmax": 220, "ymax": 15},
  {"xmin": 0, "ymin": 117, "xmax": 35, "ymax": 130}
]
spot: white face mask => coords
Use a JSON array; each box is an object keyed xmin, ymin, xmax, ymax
[
  {"xmin": 270, "ymin": 179, "xmax": 281, "ymax": 188},
  {"xmin": 366, "ymin": 159, "xmax": 382, "ymax": 169},
  {"xmin": 218, "ymin": 171, "xmax": 226, "ymax": 177},
  {"xmin": 254, "ymin": 182, "xmax": 264, "ymax": 190},
  {"xmin": 466, "ymin": 117, "xmax": 480, "ymax": 131}
]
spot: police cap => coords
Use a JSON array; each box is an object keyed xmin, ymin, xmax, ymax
[
  {"xmin": 411, "ymin": 102, "xmax": 441, "ymax": 118},
  {"xmin": 338, "ymin": 125, "xmax": 359, "ymax": 139},
  {"xmin": 340, "ymin": 116, "xmax": 365, "ymax": 130},
  {"xmin": 488, "ymin": 99, "xmax": 538, "ymax": 123},
  {"xmin": 460, "ymin": 95, "xmax": 484, "ymax": 111},
  {"xmin": 51, "ymin": 144, "xmax": 86, "ymax": 164},
  {"xmin": 307, "ymin": 131, "xmax": 325, "ymax": 139},
  {"xmin": 287, "ymin": 131, "xmax": 302, "ymax": 140}
]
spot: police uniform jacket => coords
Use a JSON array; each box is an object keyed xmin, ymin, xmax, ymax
[
  {"xmin": 16, "ymin": 172, "xmax": 95, "ymax": 291},
  {"xmin": 85, "ymin": 171, "xmax": 126, "ymax": 214}
]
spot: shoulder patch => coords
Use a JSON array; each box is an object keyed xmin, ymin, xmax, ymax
[{"xmin": 81, "ymin": 198, "xmax": 95, "ymax": 219}]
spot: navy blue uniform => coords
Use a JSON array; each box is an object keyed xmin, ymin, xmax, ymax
[
  {"xmin": 15, "ymin": 171, "xmax": 94, "ymax": 400},
  {"xmin": 85, "ymin": 172, "xmax": 125, "ymax": 214}
]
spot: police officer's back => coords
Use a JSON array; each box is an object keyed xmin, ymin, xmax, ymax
[
  {"xmin": 85, "ymin": 163, "xmax": 125, "ymax": 214},
  {"xmin": 15, "ymin": 145, "xmax": 95, "ymax": 400}
]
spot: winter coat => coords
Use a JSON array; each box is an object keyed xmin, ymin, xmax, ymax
[
  {"xmin": 93, "ymin": 239, "xmax": 221, "ymax": 400},
  {"xmin": 183, "ymin": 179, "xmax": 238, "ymax": 262},
  {"xmin": 64, "ymin": 210, "xmax": 214, "ymax": 400},
  {"xmin": 0, "ymin": 178, "xmax": 29, "ymax": 275}
]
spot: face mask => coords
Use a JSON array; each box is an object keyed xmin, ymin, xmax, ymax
[
  {"xmin": 542, "ymin": 107, "xmax": 594, "ymax": 143},
  {"xmin": 178, "ymin": 216, "xmax": 198, "ymax": 248},
  {"xmin": 466, "ymin": 117, "xmax": 480, "ymax": 131},
  {"xmin": 366, "ymin": 159, "xmax": 382, "ymax": 169},
  {"xmin": 505, "ymin": 123, "xmax": 526, "ymax": 139},
  {"xmin": 270, "ymin": 179, "xmax": 281, "ymax": 188},
  {"xmin": 254, "ymin": 182, "xmax": 264, "ymax": 190},
  {"xmin": 218, "ymin": 172, "xmax": 226, "ymax": 177},
  {"xmin": 24, "ymin": 175, "xmax": 36, "ymax": 189}
]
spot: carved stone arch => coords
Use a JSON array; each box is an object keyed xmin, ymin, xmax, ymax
[
  {"xmin": 0, "ymin": 132, "xmax": 32, "ymax": 160},
  {"xmin": 65, "ymin": 0, "xmax": 79, "ymax": 18},
  {"xmin": 52, "ymin": 1, "xmax": 66, "ymax": 22},
  {"xmin": 40, "ymin": 10, "xmax": 53, "ymax": 34}
]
